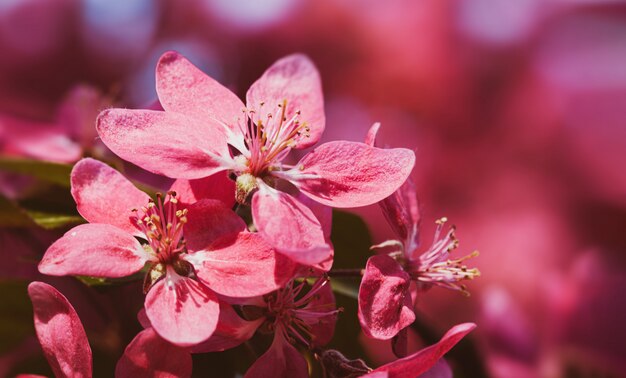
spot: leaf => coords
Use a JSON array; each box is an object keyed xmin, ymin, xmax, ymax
[
  {"xmin": 0, "ymin": 157, "xmax": 73, "ymax": 188},
  {"xmin": 25, "ymin": 211, "xmax": 85, "ymax": 230},
  {"xmin": 330, "ymin": 280, "xmax": 359, "ymax": 300}
]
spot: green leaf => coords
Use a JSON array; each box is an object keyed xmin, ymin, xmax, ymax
[
  {"xmin": 329, "ymin": 279, "xmax": 359, "ymax": 300},
  {"xmin": 25, "ymin": 210, "xmax": 85, "ymax": 230},
  {"xmin": 0, "ymin": 157, "xmax": 73, "ymax": 187}
]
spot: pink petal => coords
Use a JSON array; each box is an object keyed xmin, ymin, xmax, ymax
[
  {"xmin": 115, "ymin": 328, "xmax": 192, "ymax": 378},
  {"xmin": 364, "ymin": 122, "xmax": 381, "ymax": 147},
  {"xmin": 368, "ymin": 323, "xmax": 477, "ymax": 378},
  {"xmin": 39, "ymin": 224, "xmax": 150, "ymax": 278},
  {"xmin": 191, "ymin": 301, "xmax": 263, "ymax": 353},
  {"xmin": 96, "ymin": 109, "xmax": 231, "ymax": 179},
  {"xmin": 293, "ymin": 141, "xmax": 415, "ymax": 208},
  {"xmin": 246, "ymin": 54, "xmax": 325, "ymax": 149},
  {"xmin": 294, "ymin": 193, "xmax": 334, "ymax": 272},
  {"xmin": 243, "ymin": 333, "xmax": 309, "ymax": 378},
  {"xmin": 418, "ymin": 359, "xmax": 453, "ymax": 378},
  {"xmin": 364, "ymin": 122, "xmax": 421, "ymax": 246},
  {"xmin": 145, "ymin": 272, "xmax": 219, "ymax": 347},
  {"xmin": 155, "ymin": 51, "xmax": 245, "ymax": 131},
  {"xmin": 380, "ymin": 178, "xmax": 421, "ymax": 251},
  {"xmin": 183, "ymin": 199, "xmax": 246, "ymax": 252},
  {"xmin": 296, "ymin": 192, "xmax": 332, "ymax": 239},
  {"xmin": 252, "ymin": 187, "xmax": 333, "ymax": 266},
  {"xmin": 71, "ymin": 158, "xmax": 149, "ymax": 237},
  {"xmin": 358, "ymin": 254, "xmax": 415, "ymax": 340},
  {"xmin": 28, "ymin": 282, "xmax": 92, "ymax": 378},
  {"xmin": 170, "ymin": 171, "xmax": 235, "ymax": 208},
  {"xmin": 190, "ymin": 231, "xmax": 296, "ymax": 297}
]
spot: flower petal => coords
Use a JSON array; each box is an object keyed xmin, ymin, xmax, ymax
[
  {"xmin": 246, "ymin": 54, "xmax": 325, "ymax": 149},
  {"xmin": 293, "ymin": 141, "xmax": 415, "ymax": 208},
  {"xmin": 145, "ymin": 272, "xmax": 219, "ymax": 347},
  {"xmin": 380, "ymin": 177, "xmax": 421, "ymax": 252},
  {"xmin": 97, "ymin": 109, "xmax": 231, "ymax": 179},
  {"xmin": 115, "ymin": 328, "xmax": 192, "ymax": 378},
  {"xmin": 358, "ymin": 254, "xmax": 415, "ymax": 340},
  {"xmin": 364, "ymin": 122, "xmax": 381, "ymax": 147},
  {"xmin": 252, "ymin": 186, "xmax": 333, "ymax": 266},
  {"xmin": 191, "ymin": 301, "xmax": 263, "ymax": 353},
  {"xmin": 364, "ymin": 122, "xmax": 420, "ymax": 247},
  {"xmin": 190, "ymin": 232, "xmax": 296, "ymax": 297},
  {"xmin": 183, "ymin": 199, "xmax": 246, "ymax": 252},
  {"xmin": 71, "ymin": 158, "xmax": 149, "ymax": 237},
  {"xmin": 28, "ymin": 282, "xmax": 92, "ymax": 378},
  {"xmin": 368, "ymin": 323, "xmax": 477, "ymax": 378},
  {"xmin": 243, "ymin": 332, "xmax": 309, "ymax": 378},
  {"xmin": 39, "ymin": 224, "xmax": 150, "ymax": 278},
  {"xmin": 155, "ymin": 51, "xmax": 245, "ymax": 131},
  {"xmin": 170, "ymin": 171, "xmax": 235, "ymax": 208}
]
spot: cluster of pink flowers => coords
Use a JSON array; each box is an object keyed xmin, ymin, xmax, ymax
[{"xmin": 29, "ymin": 52, "xmax": 478, "ymax": 377}]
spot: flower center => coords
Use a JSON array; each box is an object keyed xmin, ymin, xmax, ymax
[
  {"xmin": 239, "ymin": 100, "xmax": 310, "ymax": 176},
  {"xmin": 263, "ymin": 278, "xmax": 339, "ymax": 348},
  {"xmin": 132, "ymin": 191, "xmax": 193, "ymax": 292}
]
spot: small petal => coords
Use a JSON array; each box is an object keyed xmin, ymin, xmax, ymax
[
  {"xmin": 293, "ymin": 141, "xmax": 415, "ymax": 208},
  {"xmin": 190, "ymin": 232, "xmax": 296, "ymax": 297},
  {"xmin": 39, "ymin": 224, "xmax": 150, "ymax": 278},
  {"xmin": 243, "ymin": 332, "xmax": 309, "ymax": 378},
  {"xmin": 28, "ymin": 282, "xmax": 92, "ymax": 378},
  {"xmin": 115, "ymin": 328, "xmax": 192, "ymax": 378},
  {"xmin": 246, "ymin": 54, "xmax": 325, "ymax": 149},
  {"xmin": 97, "ymin": 109, "xmax": 231, "ymax": 179},
  {"xmin": 170, "ymin": 171, "xmax": 235, "ymax": 208},
  {"xmin": 71, "ymin": 158, "xmax": 149, "ymax": 237},
  {"xmin": 252, "ymin": 187, "xmax": 332, "ymax": 266},
  {"xmin": 145, "ymin": 273, "xmax": 219, "ymax": 347},
  {"xmin": 364, "ymin": 122, "xmax": 381, "ymax": 147},
  {"xmin": 358, "ymin": 255, "xmax": 415, "ymax": 340},
  {"xmin": 183, "ymin": 199, "xmax": 246, "ymax": 252},
  {"xmin": 368, "ymin": 323, "xmax": 477, "ymax": 378},
  {"xmin": 155, "ymin": 51, "xmax": 245, "ymax": 131},
  {"xmin": 380, "ymin": 177, "xmax": 421, "ymax": 251},
  {"xmin": 191, "ymin": 301, "xmax": 264, "ymax": 353}
]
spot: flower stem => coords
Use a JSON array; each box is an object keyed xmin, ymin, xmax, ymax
[{"xmin": 327, "ymin": 268, "xmax": 364, "ymax": 278}]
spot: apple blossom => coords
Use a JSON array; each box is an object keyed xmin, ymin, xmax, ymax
[
  {"xmin": 96, "ymin": 52, "xmax": 415, "ymax": 266},
  {"xmin": 39, "ymin": 158, "xmax": 295, "ymax": 346},
  {"xmin": 359, "ymin": 124, "xmax": 480, "ymax": 341}
]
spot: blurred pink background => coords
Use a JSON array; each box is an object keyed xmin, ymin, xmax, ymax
[{"xmin": 1, "ymin": 1, "xmax": 625, "ymax": 377}]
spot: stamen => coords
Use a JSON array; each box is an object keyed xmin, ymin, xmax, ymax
[{"xmin": 409, "ymin": 219, "xmax": 480, "ymax": 295}]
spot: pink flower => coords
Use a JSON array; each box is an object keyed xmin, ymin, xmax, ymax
[
  {"xmin": 26, "ymin": 281, "xmax": 92, "ymax": 378},
  {"xmin": 242, "ymin": 277, "xmax": 339, "ymax": 378},
  {"xmin": 186, "ymin": 277, "xmax": 337, "ymax": 377},
  {"xmin": 358, "ymin": 124, "xmax": 479, "ymax": 341},
  {"xmin": 39, "ymin": 158, "xmax": 295, "ymax": 346},
  {"xmin": 96, "ymin": 51, "xmax": 415, "ymax": 266}
]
